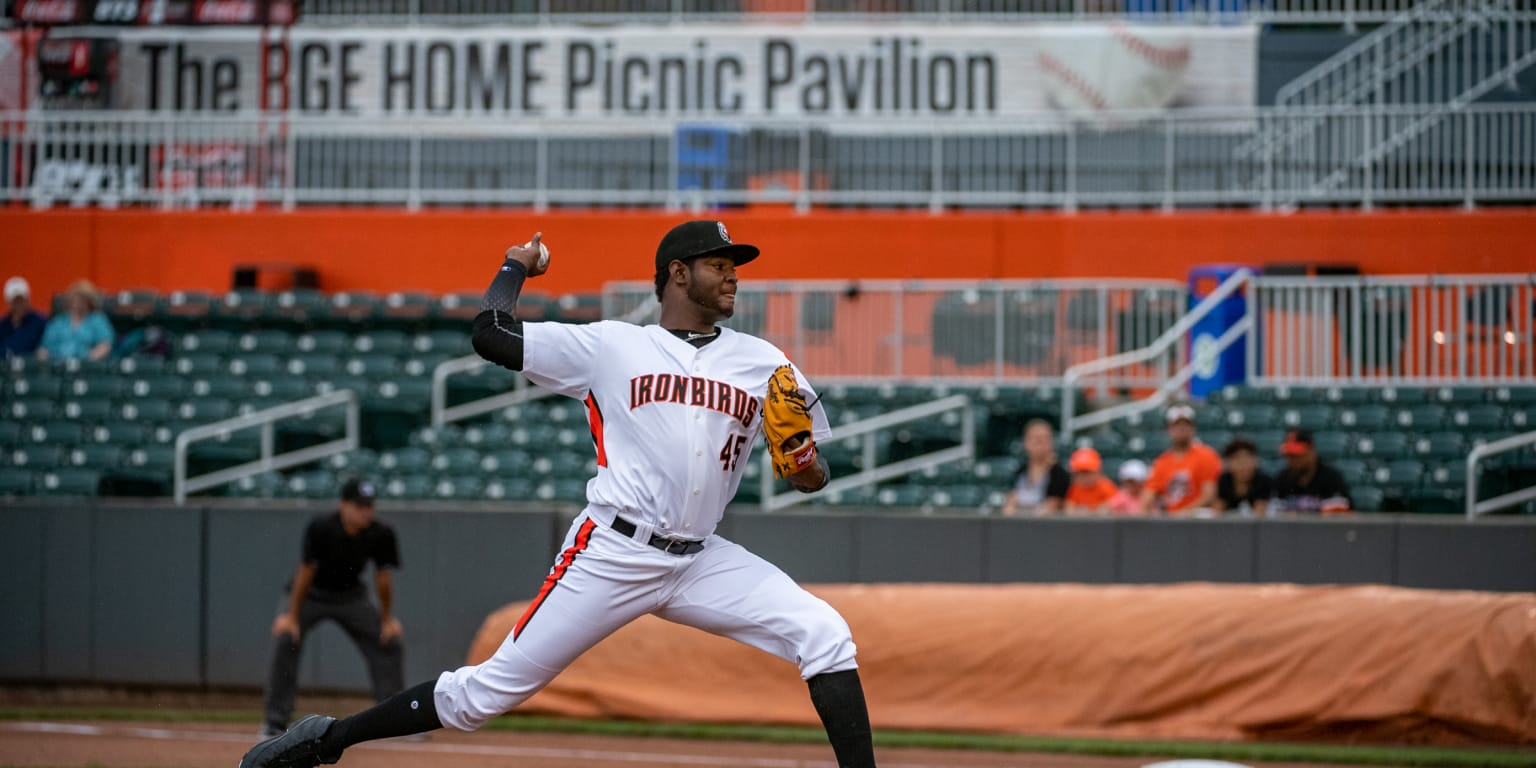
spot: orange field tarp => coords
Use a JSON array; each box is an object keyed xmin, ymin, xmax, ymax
[{"xmin": 468, "ymin": 583, "xmax": 1536, "ymax": 745}]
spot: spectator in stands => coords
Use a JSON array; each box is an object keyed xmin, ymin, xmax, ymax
[
  {"xmin": 1, "ymin": 276, "xmax": 47, "ymax": 358},
  {"xmin": 261, "ymin": 478, "xmax": 405, "ymax": 738},
  {"xmin": 37, "ymin": 279, "xmax": 114, "ymax": 362},
  {"xmin": 1002, "ymin": 418, "xmax": 1069, "ymax": 516},
  {"xmin": 1272, "ymin": 429, "xmax": 1352, "ymax": 514},
  {"xmin": 1064, "ymin": 447, "xmax": 1120, "ymax": 515},
  {"xmin": 1107, "ymin": 459, "xmax": 1148, "ymax": 515},
  {"xmin": 1214, "ymin": 439, "xmax": 1273, "ymax": 517},
  {"xmin": 1141, "ymin": 403, "xmax": 1221, "ymax": 515}
]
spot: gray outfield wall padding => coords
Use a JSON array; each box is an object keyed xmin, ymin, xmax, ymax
[{"xmin": 1, "ymin": 500, "xmax": 1533, "ymax": 690}]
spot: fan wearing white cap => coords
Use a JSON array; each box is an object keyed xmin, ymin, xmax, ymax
[
  {"xmin": 1140, "ymin": 403, "xmax": 1222, "ymax": 515},
  {"xmin": 0, "ymin": 276, "xmax": 48, "ymax": 359},
  {"xmin": 1107, "ymin": 459, "xmax": 1149, "ymax": 515}
]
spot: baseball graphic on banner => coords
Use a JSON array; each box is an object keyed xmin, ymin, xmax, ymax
[{"xmin": 1038, "ymin": 23, "xmax": 1192, "ymax": 117}]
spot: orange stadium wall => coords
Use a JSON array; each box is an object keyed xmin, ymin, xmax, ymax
[{"xmin": 2, "ymin": 207, "xmax": 1534, "ymax": 305}]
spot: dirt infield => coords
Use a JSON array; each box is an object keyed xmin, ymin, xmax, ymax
[{"xmin": 0, "ymin": 719, "xmax": 1171, "ymax": 768}]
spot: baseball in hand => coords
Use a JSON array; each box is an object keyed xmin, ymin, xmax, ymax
[{"xmin": 533, "ymin": 240, "xmax": 550, "ymax": 271}]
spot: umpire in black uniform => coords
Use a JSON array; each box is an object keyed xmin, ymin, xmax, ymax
[{"xmin": 261, "ymin": 478, "xmax": 405, "ymax": 737}]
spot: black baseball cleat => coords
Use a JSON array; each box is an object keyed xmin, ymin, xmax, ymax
[{"xmin": 238, "ymin": 714, "xmax": 340, "ymax": 768}]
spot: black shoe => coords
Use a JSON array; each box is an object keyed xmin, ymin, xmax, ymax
[{"xmin": 238, "ymin": 714, "xmax": 340, "ymax": 768}]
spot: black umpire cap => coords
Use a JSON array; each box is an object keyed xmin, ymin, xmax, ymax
[
  {"xmin": 341, "ymin": 477, "xmax": 377, "ymax": 505},
  {"xmin": 655, "ymin": 220, "xmax": 759, "ymax": 271}
]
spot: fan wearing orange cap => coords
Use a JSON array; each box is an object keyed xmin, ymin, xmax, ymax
[{"xmin": 1063, "ymin": 447, "xmax": 1121, "ymax": 515}]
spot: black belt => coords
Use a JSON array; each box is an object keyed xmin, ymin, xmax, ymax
[{"xmin": 610, "ymin": 515, "xmax": 705, "ymax": 555}]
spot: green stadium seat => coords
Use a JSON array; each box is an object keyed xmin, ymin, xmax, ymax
[
  {"xmin": 379, "ymin": 292, "xmax": 434, "ymax": 329},
  {"xmin": 1224, "ymin": 404, "xmax": 1278, "ymax": 431},
  {"xmin": 228, "ymin": 472, "xmax": 284, "ymax": 499},
  {"xmin": 65, "ymin": 374, "xmax": 126, "ymax": 400},
  {"xmin": 1351, "ymin": 486, "xmax": 1385, "ymax": 512},
  {"xmin": 351, "ymin": 330, "xmax": 410, "ymax": 356},
  {"xmin": 107, "ymin": 289, "xmax": 159, "ymax": 325},
  {"xmin": 1311, "ymin": 430, "xmax": 1352, "ymax": 457},
  {"xmin": 1430, "ymin": 386, "xmax": 1486, "ymax": 405},
  {"xmin": 236, "ymin": 329, "xmax": 294, "ymax": 355},
  {"xmin": 114, "ymin": 356, "xmax": 167, "ymax": 377},
  {"xmin": 432, "ymin": 292, "xmax": 483, "ymax": 330},
  {"xmin": 25, "ymin": 421, "xmax": 84, "ymax": 445},
  {"xmin": 377, "ymin": 447, "xmax": 432, "ymax": 473},
  {"xmin": 251, "ymin": 378, "xmax": 314, "ymax": 401},
  {"xmin": 429, "ymin": 448, "xmax": 482, "ymax": 473},
  {"xmin": 66, "ymin": 444, "xmax": 125, "ymax": 469},
  {"xmin": 1491, "ymin": 386, "xmax": 1536, "ymax": 405},
  {"xmin": 1318, "ymin": 387, "xmax": 1374, "ymax": 405},
  {"xmin": 380, "ymin": 473, "xmax": 436, "ymax": 497},
  {"xmin": 551, "ymin": 293, "xmax": 603, "ymax": 324},
  {"xmin": 1332, "ymin": 458, "xmax": 1370, "ymax": 488},
  {"xmin": 1450, "ymin": 405, "xmax": 1507, "ymax": 432},
  {"xmin": 1358, "ymin": 432, "xmax": 1410, "ymax": 458},
  {"xmin": 430, "ymin": 475, "xmax": 484, "ymax": 499},
  {"xmin": 210, "ymin": 290, "xmax": 274, "ymax": 325},
  {"xmin": 1413, "ymin": 431, "xmax": 1469, "ymax": 461},
  {"xmin": 481, "ymin": 448, "xmax": 531, "ymax": 473},
  {"xmin": 929, "ymin": 485, "xmax": 986, "ymax": 508},
  {"xmin": 1375, "ymin": 459, "xmax": 1426, "ymax": 487},
  {"xmin": 324, "ymin": 291, "xmax": 382, "ymax": 327},
  {"xmin": 483, "ymin": 477, "xmax": 535, "ymax": 501},
  {"xmin": 913, "ymin": 460, "xmax": 976, "ymax": 486},
  {"xmin": 178, "ymin": 329, "xmax": 236, "ymax": 355},
  {"xmin": 1406, "ymin": 491, "xmax": 1461, "ymax": 515},
  {"xmin": 285, "ymin": 470, "xmax": 338, "ymax": 499},
  {"xmin": 9, "ymin": 444, "xmax": 65, "ymax": 469},
  {"xmin": 325, "ymin": 449, "xmax": 379, "ymax": 476},
  {"xmin": 118, "ymin": 399, "xmax": 174, "ymax": 423},
  {"xmin": 125, "ymin": 375, "xmax": 187, "ymax": 400},
  {"xmin": 59, "ymin": 399, "xmax": 114, "ymax": 422},
  {"xmin": 874, "ymin": 485, "xmax": 929, "ymax": 507},
  {"xmin": 146, "ymin": 423, "xmax": 187, "ymax": 444},
  {"xmin": 188, "ymin": 378, "xmax": 250, "ymax": 400},
  {"xmin": 293, "ymin": 330, "xmax": 351, "ymax": 355},
  {"xmin": 460, "ymin": 422, "xmax": 512, "ymax": 448},
  {"xmin": 341, "ymin": 355, "xmax": 401, "ymax": 378},
  {"xmin": 187, "ymin": 428, "xmax": 260, "ymax": 460},
  {"xmin": 0, "ymin": 421, "xmax": 22, "ymax": 446},
  {"xmin": 1281, "ymin": 405, "xmax": 1334, "ymax": 431},
  {"xmin": 8, "ymin": 377, "xmax": 62, "ymax": 400},
  {"xmin": 1377, "ymin": 386, "xmax": 1429, "ymax": 405},
  {"xmin": 1424, "ymin": 462, "xmax": 1466, "ymax": 491},
  {"xmin": 157, "ymin": 289, "xmax": 215, "ymax": 330},
  {"xmin": 10, "ymin": 398, "xmax": 58, "ymax": 421},
  {"xmin": 121, "ymin": 445, "xmax": 175, "ymax": 472},
  {"xmin": 1338, "ymin": 405, "xmax": 1393, "ymax": 431},
  {"xmin": 37, "ymin": 468, "xmax": 102, "ymax": 496},
  {"xmin": 399, "ymin": 356, "xmax": 449, "ymax": 379},
  {"xmin": 271, "ymin": 290, "xmax": 329, "ymax": 328},
  {"xmin": 175, "ymin": 399, "xmax": 235, "ymax": 422},
  {"xmin": 414, "ymin": 330, "xmax": 471, "ymax": 357},
  {"xmin": 1397, "ymin": 404, "xmax": 1447, "ymax": 430},
  {"xmin": 284, "ymin": 354, "xmax": 340, "ymax": 379},
  {"xmin": 172, "ymin": 354, "xmax": 225, "ymax": 377},
  {"xmin": 226, "ymin": 354, "xmax": 284, "ymax": 378},
  {"xmin": 822, "ymin": 486, "xmax": 878, "ymax": 506},
  {"xmin": 551, "ymin": 451, "xmax": 596, "ymax": 478},
  {"xmin": 0, "ymin": 468, "xmax": 34, "ymax": 495},
  {"xmin": 1511, "ymin": 408, "xmax": 1535, "ymax": 431},
  {"xmin": 409, "ymin": 425, "xmax": 464, "ymax": 451},
  {"xmin": 543, "ymin": 479, "xmax": 589, "ymax": 502}
]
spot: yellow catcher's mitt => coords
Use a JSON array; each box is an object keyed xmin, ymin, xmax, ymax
[{"xmin": 763, "ymin": 364, "xmax": 817, "ymax": 478}]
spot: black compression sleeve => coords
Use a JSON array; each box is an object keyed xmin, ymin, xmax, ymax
[
  {"xmin": 472, "ymin": 255, "xmax": 530, "ymax": 371},
  {"xmin": 482, "ymin": 257, "xmax": 529, "ymax": 313}
]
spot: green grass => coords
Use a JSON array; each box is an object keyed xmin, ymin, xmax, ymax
[{"xmin": 1, "ymin": 707, "xmax": 1532, "ymax": 768}]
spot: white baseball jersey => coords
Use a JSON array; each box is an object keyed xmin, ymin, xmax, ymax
[
  {"xmin": 521, "ymin": 320, "xmax": 832, "ymax": 540},
  {"xmin": 432, "ymin": 319, "xmax": 857, "ymax": 732}
]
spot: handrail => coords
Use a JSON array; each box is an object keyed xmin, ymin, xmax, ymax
[
  {"xmin": 173, "ymin": 389, "xmax": 359, "ymax": 504},
  {"xmin": 1061, "ymin": 268, "xmax": 1254, "ymax": 438},
  {"xmin": 1465, "ymin": 430, "xmax": 1536, "ymax": 518},
  {"xmin": 430, "ymin": 354, "xmax": 559, "ymax": 428},
  {"xmin": 761, "ymin": 394, "xmax": 974, "ymax": 512}
]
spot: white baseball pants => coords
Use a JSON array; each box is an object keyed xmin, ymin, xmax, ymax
[{"xmin": 433, "ymin": 508, "xmax": 859, "ymax": 731}]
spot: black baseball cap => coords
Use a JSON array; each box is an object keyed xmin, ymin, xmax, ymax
[
  {"xmin": 655, "ymin": 220, "xmax": 759, "ymax": 272},
  {"xmin": 341, "ymin": 477, "xmax": 377, "ymax": 505},
  {"xmin": 1280, "ymin": 429, "xmax": 1315, "ymax": 456}
]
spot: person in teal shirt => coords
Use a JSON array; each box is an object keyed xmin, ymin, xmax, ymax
[{"xmin": 39, "ymin": 280, "xmax": 115, "ymax": 362}]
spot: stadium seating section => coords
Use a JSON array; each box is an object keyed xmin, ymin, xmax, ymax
[{"xmin": 3, "ymin": 288, "xmax": 1534, "ymax": 513}]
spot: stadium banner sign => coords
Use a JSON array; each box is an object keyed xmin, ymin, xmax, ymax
[{"xmin": 104, "ymin": 24, "xmax": 1256, "ymax": 118}]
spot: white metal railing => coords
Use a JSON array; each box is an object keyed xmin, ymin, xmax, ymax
[
  {"xmin": 173, "ymin": 389, "xmax": 359, "ymax": 504},
  {"xmin": 1251, "ymin": 274, "xmax": 1536, "ymax": 386},
  {"xmin": 430, "ymin": 354, "xmax": 560, "ymax": 427},
  {"xmin": 1060, "ymin": 268, "xmax": 1255, "ymax": 438},
  {"xmin": 761, "ymin": 394, "xmax": 975, "ymax": 511},
  {"xmin": 289, "ymin": 0, "xmax": 1526, "ymax": 26},
  {"xmin": 7, "ymin": 105, "xmax": 1534, "ymax": 213},
  {"xmin": 1466, "ymin": 430, "xmax": 1536, "ymax": 518},
  {"xmin": 605, "ymin": 278, "xmax": 1186, "ymax": 384}
]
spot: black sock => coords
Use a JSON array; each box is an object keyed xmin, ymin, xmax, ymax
[
  {"xmin": 319, "ymin": 680, "xmax": 442, "ymax": 755},
  {"xmin": 807, "ymin": 669, "xmax": 877, "ymax": 768}
]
